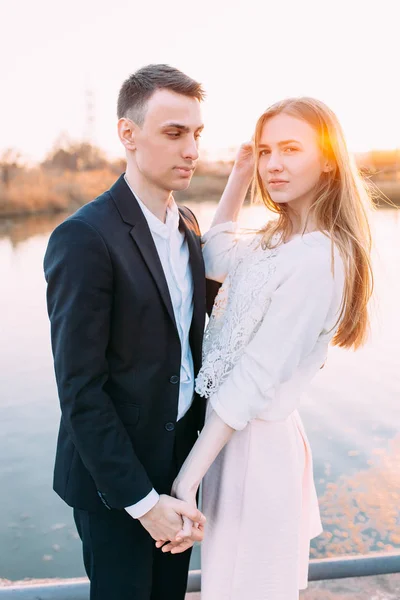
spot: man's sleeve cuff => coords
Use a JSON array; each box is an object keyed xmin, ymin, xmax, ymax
[{"xmin": 124, "ymin": 489, "xmax": 160, "ymax": 519}]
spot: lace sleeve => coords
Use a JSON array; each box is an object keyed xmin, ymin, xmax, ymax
[
  {"xmin": 209, "ymin": 246, "xmax": 344, "ymax": 430},
  {"xmin": 202, "ymin": 221, "xmax": 239, "ymax": 283}
]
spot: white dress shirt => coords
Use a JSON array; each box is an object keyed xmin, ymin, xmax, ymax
[{"xmin": 124, "ymin": 177, "xmax": 195, "ymax": 518}]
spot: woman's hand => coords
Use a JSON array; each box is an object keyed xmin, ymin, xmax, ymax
[
  {"xmin": 231, "ymin": 141, "xmax": 255, "ymax": 182},
  {"xmin": 155, "ymin": 479, "xmax": 202, "ymax": 554},
  {"xmin": 154, "ymin": 410, "xmax": 234, "ymax": 554},
  {"xmin": 210, "ymin": 142, "xmax": 255, "ymax": 227}
]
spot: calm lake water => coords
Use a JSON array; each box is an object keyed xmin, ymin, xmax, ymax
[{"xmin": 0, "ymin": 202, "xmax": 399, "ymax": 581}]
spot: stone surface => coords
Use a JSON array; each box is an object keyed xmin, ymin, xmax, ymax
[
  {"xmin": 300, "ymin": 574, "xmax": 400, "ymax": 599},
  {"xmin": 2, "ymin": 574, "xmax": 400, "ymax": 598},
  {"xmin": 186, "ymin": 573, "xmax": 400, "ymax": 599}
]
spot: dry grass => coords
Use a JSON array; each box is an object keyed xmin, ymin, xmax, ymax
[
  {"xmin": 0, "ymin": 168, "xmax": 118, "ymax": 217},
  {"xmin": 0, "ymin": 169, "xmax": 230, "ymax": 217},
  {"xmin": 0, "ymin": 169, "xmax": 399, "ymax": 218},
  {"xmin": 372, "ymin": 179, "xmax": 400, "ymax": 207},
  {"xmin": 175, "ymin": 173, "xmax": 229, "ymax": 203}
]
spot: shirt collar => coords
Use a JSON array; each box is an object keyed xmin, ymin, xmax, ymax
[{"xmin": 124, "ymin": 175, "xmax": 180, "ymax": 239}]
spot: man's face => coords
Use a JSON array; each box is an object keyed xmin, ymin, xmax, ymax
[{"xmin": 132, "ymin": 89, "xmax": 204, "ymax": 192}]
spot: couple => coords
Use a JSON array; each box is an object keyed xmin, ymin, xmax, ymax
[{"xmin": 44, "ymin": 64, "xmax": 373, "ymax": 600}]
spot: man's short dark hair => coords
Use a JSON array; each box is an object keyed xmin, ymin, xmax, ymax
[{"xmin": 117, "ymin": 64, "xmax": 205, "ymax": 126}]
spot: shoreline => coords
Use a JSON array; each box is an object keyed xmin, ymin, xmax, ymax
[
  {"xmin": 0, "ymin": 191, "xmax": 398, "ymax": 221},
  {"xmin": 1, "ymin": 172, "xmax": 398, "ymax": 220}
]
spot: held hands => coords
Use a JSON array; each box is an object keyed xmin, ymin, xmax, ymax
[
  {"xmin": 138, "ymin": 494, "xmax": 205, "ymax": 549},
  {"xmin": 154, "ymin": 480, "xmax": 203, "ymax": 555}
]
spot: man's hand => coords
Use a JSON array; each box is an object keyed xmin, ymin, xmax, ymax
[
  {"xmin": 138, "ymin": 494, "xmax": 205, "ymax": 542},
  {"xmin": 154, "ymin": 479, "xmax": 204, "ymax": 554}
]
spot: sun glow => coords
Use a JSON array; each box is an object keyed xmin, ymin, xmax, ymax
[{"xmin": 1, "ymin": 0, "xmax": 399, "ymax": 162}]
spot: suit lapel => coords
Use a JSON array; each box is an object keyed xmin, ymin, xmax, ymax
[
  {"xmin": 110, "ymin": 175, "xmax": 177, "ymax": 332},
  {"xmin": 129, "ymin": 223, "xmax": 177, "ymax": 331},
  {"xmin": 178, "ymin": 208, "xmax": 206, "ymax": 371},
  {"xmin": 110, "ymin": 175, "xmax": 206, "ymax": 350}
]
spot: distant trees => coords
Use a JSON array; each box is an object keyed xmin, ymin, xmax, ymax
[
  {"xmin": 0, "ymin": 138, "xmax": 126, "ymax": 217},
  {"xmin": 42, "ymin": 137, "xmax": 108, "ymax": 172},
  {"xmin": 41, "ymin": 137, "xmax": 126, "ymax": 175},
  {"xmin": 1, "ymin": 148, "xmax": 23, "ymax": 188}
]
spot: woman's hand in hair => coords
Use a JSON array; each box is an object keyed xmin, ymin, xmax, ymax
[
  {"xmin": 211, "ymin": 142, "xmax": 254, "ymax": 226},
  {"xmin": 232, "ymin": 141, "xmax": 255, "ymax": 183}
]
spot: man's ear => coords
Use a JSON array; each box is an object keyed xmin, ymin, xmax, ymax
[{"xmin": 118, "ymin": 118, "xmax": 137, "ymax": 151}]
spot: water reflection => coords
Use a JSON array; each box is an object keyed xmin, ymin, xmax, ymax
[
  {"xmin": 0, "ymin": 204, "xmax": 399, "ymax": 579},
  {"xmin": 313, "ymin": 435, "xmax": 400, "ymax": 557},
  {"xmin": 0, "ymin": 212, "xmax": 67, "ymax": 248}
]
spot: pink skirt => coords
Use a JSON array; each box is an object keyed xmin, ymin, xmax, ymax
[{"xmin": 201, "ymin": 409, "xmax": 322, "ymax": 600}]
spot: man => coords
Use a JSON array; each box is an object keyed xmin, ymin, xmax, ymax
[{"xmin": 44, "ymin": 64, "xmax": 209, "ymax": 600}]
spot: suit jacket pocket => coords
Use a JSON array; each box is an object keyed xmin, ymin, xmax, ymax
[{"xmin": 115, "ymin": 403, "xmax": 140, "ymax": 427}]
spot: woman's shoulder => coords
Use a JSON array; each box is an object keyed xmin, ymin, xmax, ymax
[
  {"xmin": 280, "ymin": 231, "xmax": 345, "ymax": 279},
  {"xmin": 285, "ymin": 230, "xmax": 336, "ymax": 256}
]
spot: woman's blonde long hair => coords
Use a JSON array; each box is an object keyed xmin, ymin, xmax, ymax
[{"xmin": 252, "ymin": 97, "xmax": 374, "ymax": 349}]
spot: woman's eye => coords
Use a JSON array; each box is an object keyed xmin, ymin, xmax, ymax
[
  {"xmin": 285, "ymin": 147, "xmax": 297, "ymax": 153},
  {"xmin": 259, "ymin": 150, "xmax": 270, "ymax": 156},
  {"xmin": 167, "ymin": 133, "xmax": 180, "ymax": 138}
]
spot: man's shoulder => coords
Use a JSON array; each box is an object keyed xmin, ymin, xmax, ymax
[
  {"xmin": 52, "ymin": 189, "xmax": 118, "ymax": 238},
  {"xmin": 46, "ymin": 189, "xmax": 120, "ymax": 256},
  {"xmin": 68, "ymin": 189, "xmax": 115, "ymax": 228},
  {"xmin": 178, "ymin": 204, "xmax": 201, "ymax": 236}
]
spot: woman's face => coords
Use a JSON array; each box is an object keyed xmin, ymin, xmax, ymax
[{"xmin": 258, "ymin": 113, "xmax": 330, "ymax": 210}]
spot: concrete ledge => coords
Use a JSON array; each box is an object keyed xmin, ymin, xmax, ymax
[
  {"xmin": 0, "ymin": 555, "xmax": 399, "ymax": 599},
  {"xmin": 0, "ymin": 571, "xmax": 201, "ymax": 599},
  {"xmin": 0, "ymin": 580, "xmax": 88, "ymax": 599},
  {"xmin": 308, "ymin": 552, "xmax": 400, "ymax": 581}
]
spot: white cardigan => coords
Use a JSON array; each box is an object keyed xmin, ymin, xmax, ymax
[{"xmin": 195, "ymin": 222, "xmax": 345, "ymax": 429}]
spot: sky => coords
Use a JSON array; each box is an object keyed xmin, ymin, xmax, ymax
[{"xmin": 1, "ymin": 0, "xmax": 399, "ymax": 162}]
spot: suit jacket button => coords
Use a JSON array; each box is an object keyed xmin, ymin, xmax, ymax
[
  {"xmin": 165, "ymin": 422, "xmax": 175, "ymax": 432},
  {"xmin": 169, "ymin": 375, "xmax": 179, "ymax": 384}
]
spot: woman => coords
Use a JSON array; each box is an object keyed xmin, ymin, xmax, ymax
[{"xmin": 158, "ymin": 97, "xmax": 374, "ymax": 599}]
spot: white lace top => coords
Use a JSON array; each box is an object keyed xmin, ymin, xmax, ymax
[{"xmin": 195, "ymin": 222, "xmax": 345, "ymax": 429}]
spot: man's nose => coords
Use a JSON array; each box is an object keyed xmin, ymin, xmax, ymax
[{"xmin": 183, "ymin": 137, "xmax": 199, "ymax": 161}]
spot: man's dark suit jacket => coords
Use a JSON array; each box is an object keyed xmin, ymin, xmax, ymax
[{"xmin": 44, "ymin": 175, "xmax": 208, "ymax": 512}]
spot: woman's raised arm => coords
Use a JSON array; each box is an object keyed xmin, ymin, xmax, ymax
[{"xmin": 211, "ymin": 142, "xmax": 254, "ymax": 227}]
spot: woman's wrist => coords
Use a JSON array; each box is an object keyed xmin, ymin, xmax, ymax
[
  {"xmin": 174, "ymin": 476, "xmax": 199, "ymax": 498},
  {"xmin": 231, "ymin": 162, "xmax": 253, "ymax": 186},
  {"xmin": 230, "ymin": 166, "xmax": 252, "ymax": 187}
]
